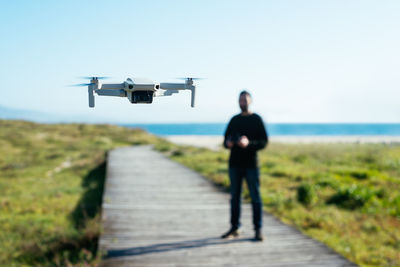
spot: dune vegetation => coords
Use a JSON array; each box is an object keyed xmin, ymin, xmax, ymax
[
  {"xmin": 0, "ymin": 120, "xmax": 160, "ymax": 266},
  {"xmin": 155, "ymin": 140, "xmax": 400, "ymax": 267},
  {"xmin": 1, "ymin": 119, "xmax": 399, "ymax": 266}
]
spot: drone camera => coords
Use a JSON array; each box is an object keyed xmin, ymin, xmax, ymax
[{"xmin": 130, "ymin": 91, "xmax": 154, "ymax": 104}]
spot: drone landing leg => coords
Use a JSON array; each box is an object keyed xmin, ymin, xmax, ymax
[
  {"xmin": 88, "ymin": 85, "xmax": 95, "ymax": 108},
  {"xmin": 190, "ymin": 87, "xmax": 196, "ymax": 108}
]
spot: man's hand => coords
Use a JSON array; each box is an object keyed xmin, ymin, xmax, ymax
[
  {"xmin": 226, "ymin": 140, "xmax": 234, "ymax": 148},
  {"xmin": 238, "ymin": 136, "xmax": 249, "ymax": 148}
]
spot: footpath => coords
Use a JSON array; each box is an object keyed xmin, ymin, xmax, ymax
[{"xmin": 98, "ymin": 145, "xmax": 356, "ymax": 267}]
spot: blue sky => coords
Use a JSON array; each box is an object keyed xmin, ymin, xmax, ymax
[{"xmin": 0, "ymin": 0, "xmax": 399, "ymax": 123}]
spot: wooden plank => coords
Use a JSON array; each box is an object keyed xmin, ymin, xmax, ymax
[{"xmin": 99, "ymin": 146, "xmax": 357, "ymax": 267}]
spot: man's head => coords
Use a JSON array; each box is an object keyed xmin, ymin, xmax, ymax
[{"xmin": 239, "ymin": 90, "xmax": 252, "ymax": 113}]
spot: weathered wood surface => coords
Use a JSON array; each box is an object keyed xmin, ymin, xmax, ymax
[{"xmin": 99, "ymin": 146, "xmax": 357, "ymax": 267}]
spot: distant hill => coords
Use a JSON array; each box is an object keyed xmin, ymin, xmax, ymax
[
  {"xmin": 0, "ymin": 105, "xmax": 104, "ymax": 123},
  {"xmin": 0, "ymin": 105, "xmax": 57, "ymax": 122}
]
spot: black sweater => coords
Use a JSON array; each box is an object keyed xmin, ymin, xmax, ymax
[{"xmin": 223, "ymin": 113, "xmax": 268, "ymax": 168}]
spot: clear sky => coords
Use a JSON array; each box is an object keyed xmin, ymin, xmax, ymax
[{"xmin": 1, "ymin": 0, "xmax": 399, "ymax": 123}]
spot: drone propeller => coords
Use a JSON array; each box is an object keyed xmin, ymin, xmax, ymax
[
  {"xmin": 79, "ymin": 76, "xmax": 111, "ymax": 80},
  {"xmin": 176, "ymin": 77, "xmax": 204, "ymax": 81},
  {"xmin": 69, "ymin": 83, "xmax": 93, "ymax": 87}
]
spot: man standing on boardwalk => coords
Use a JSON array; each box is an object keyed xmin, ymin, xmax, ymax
[{"xmin": 222, "ymin": 90, "xmax": 268, "ymax": 241}]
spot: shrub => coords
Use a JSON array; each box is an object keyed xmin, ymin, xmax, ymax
[
  {"xmin": 389, "ymin": 195, "xmax": 400, "ymax": 217},
  {"xmin": 297, "ymin": 183, "xmax": 317, "ymax": 206},
  {"xmin": 292, "ymin": 154, "xmax": 309, "ymax": 163},
  {"xmin": 270, "ymin": 170, "xmax": 288, "ymax": 178},
  {"xmin": 349, "ymin": 170, "xmax": 369, "ymax": 180},
  {"xmin": 327, "ymin": 185, "xmax": 375, "ymax": 210},
  {"xmin": 335, "ymin": 168, "xmax": 371, "ymax": 180},
  {"xmin": 155, "ymin": 142, "xmax": 173, "ymax": 152},
  {"xmin": 171, "ymin": 150, "xmax": 184, "ymax": 157}
]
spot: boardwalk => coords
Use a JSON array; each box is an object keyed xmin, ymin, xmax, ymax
[{"xmin": 98, "ymin": 146, "xmax": 356, "ymax": 267}]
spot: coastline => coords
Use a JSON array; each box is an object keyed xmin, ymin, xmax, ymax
[{"xmin": 164, "ymin": 135, "xmax": 400, "ymax": 150}]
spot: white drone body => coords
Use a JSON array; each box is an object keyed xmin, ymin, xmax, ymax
[{"xmin": 83, "ymin": 77, "xmax": 197, "ymax": 108}]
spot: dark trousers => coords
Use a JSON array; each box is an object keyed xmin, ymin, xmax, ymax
[{"xmin": 229, "ymin": 167, "xmax": 262, "ymax": 230}]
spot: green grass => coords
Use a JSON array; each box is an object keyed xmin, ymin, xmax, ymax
[
  {"xmin": 2, "ymin": 120, "xmax": 400, "ymax": 266},
  {"xmin": 155, "ymin": 141, "xmax": 400, "ymax": 267},
  {"xmin": 0, "ymin": 120, "xmax": 161, "ymax": 266}
]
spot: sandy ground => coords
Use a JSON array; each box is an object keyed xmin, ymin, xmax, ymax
[{"xmin": 164, "ymin": 135, "xmax": 400, "ymax": 150}]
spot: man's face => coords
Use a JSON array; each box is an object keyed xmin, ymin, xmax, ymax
[{"xmin": 239, "ymin": 94, "xmax": 251, "ymax": 112}]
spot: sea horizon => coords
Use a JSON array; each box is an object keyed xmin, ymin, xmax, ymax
[{"xmin": 121, "ymin": 122, "xmax": 400, "ymax": 136}]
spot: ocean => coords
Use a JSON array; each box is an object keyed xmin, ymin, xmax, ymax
[{"xmin": 122, "ymin": 123, "xmax": 400, "ymax": 136}]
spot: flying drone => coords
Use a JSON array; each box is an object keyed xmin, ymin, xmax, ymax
[{"xmin": 73, "ymin": 77, "xmax": 200, "ymax": 108}]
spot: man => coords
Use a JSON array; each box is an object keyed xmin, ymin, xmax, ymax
[{"xmin": 221, "ymin": 90, "xmax": 268, "ymax": 241}]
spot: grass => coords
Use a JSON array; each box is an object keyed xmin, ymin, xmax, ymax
[
  {"xmin": 155, "ymin": 140, "xmax": 400, "ymax": 267},
  {"xmin": 0, "ymin": 120, "xmax": 161, "ymax": 266},
  {"xmin": 2, "ymin": 120, "xmax": 400, "ymax": 266}
]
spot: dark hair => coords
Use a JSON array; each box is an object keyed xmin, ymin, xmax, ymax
[{"xmin": 239, "ymin": 90, "xmax": 251, "ymax": 98}]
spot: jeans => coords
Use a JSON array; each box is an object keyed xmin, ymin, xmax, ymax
[
  {"xmin": 229, "ymin": 168, "xmax": 262, "ymax": 230},
  {"xmin": 229, "ymin": 168, "xmax": 262, "ymax": 229}
]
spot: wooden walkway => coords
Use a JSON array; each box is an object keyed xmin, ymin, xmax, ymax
[{"xmin": 98, "ymin": 146, "xmax": 357, "ymax": 267}]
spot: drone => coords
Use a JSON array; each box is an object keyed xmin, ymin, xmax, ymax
[{"xmin": 73, "ymin": 77, "xmax": 199, "ymax": 108}]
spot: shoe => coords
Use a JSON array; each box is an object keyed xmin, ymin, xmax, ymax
[
  {"xmin": 255, "ymin": 229, "xmax": 263, "ymax": 241},
  {"xmin": 221, "ymin": 228, "xmax": 240, "ymax": 239}
]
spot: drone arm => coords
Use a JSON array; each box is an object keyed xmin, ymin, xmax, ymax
[
  {"xmin": 159, "ymin": 83, "xmax": 195, "ymax": 107},
  {"xmin": 155, "ymin": 89, "xmax": 179, "ymax": 97},
  {"xmin": 96, "ymin": 89, "xmax": 126, "ymax": 97},
  {"xmin": 159, "ymin": 83, "xmax": 187, "ymax": 90},
  {"xmin": 99, "ymin": 83, "xmax": 125, "ymax": 90}
]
